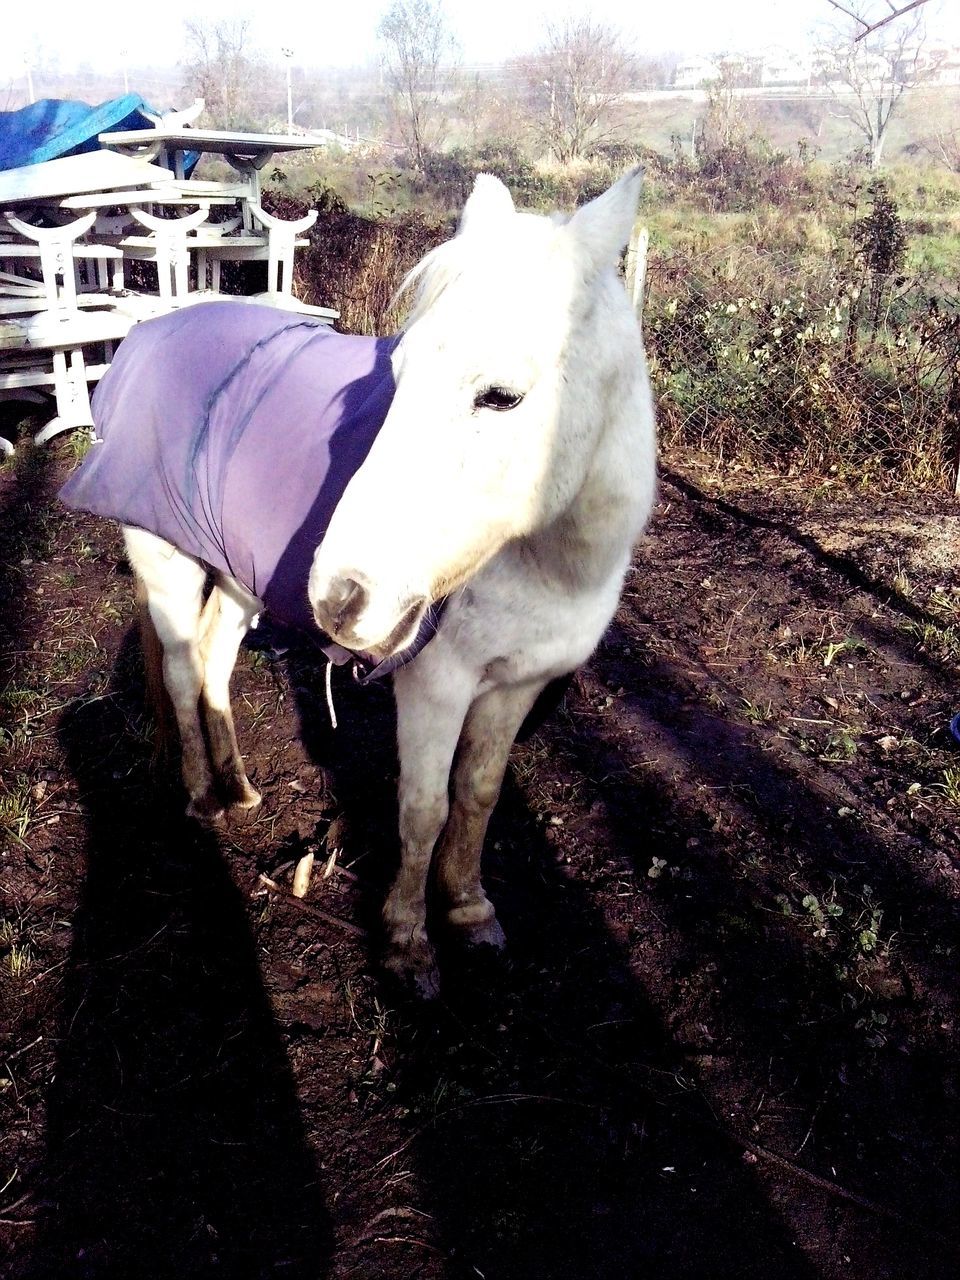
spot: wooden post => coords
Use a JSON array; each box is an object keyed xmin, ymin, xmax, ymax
[{"xmin": 625, "ymin": 224, "xmax": 649, "ymax": 326}]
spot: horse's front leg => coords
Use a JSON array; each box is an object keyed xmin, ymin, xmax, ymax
[
  {"xmin": 387, "ymin": 659, "xmax": 476, "ymax": 995},
  {"xmin": 435, "ymin": 681, "xmax": 545, "ymax": 950}
]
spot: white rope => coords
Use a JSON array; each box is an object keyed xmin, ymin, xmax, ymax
[{"xmin": 325, "ymin": 659, "xmax": 338, "ymax": 730}]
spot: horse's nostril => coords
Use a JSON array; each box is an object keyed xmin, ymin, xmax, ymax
[{"xmin": 332, "ymin": 576, "xmax": 368, "ymax": 635}]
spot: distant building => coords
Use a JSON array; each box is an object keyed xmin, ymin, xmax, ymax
[
  {"xmin": 673, "ymin": 57, "xmax": 721, "ymax": 89},
  {"xmin": 669, "ymin": 41, "xmax": 960, "ymax": 94},
  {"xmin": 918, "ymin": 44, "xmax": 960, "ymax": 85},
  {"xmin": 760, "ymin": 51, "xmax": 811, "ymax": 86}
]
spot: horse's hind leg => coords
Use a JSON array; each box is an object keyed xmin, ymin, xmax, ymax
[
  {"xmin": 199, "ymin": 576, "xmax": 261, "ymax": 811},
  {"xmin": 123, "ymin": 526, "xmax": 219, "ymax": 820},
  {"xmin": 435, "ymin": 681, "xmax": 545, "ymax": 949}
]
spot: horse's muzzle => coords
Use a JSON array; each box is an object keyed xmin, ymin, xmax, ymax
[{"xmin": 311, "ymin": 571, "xmax": 428, "ymax": 659}]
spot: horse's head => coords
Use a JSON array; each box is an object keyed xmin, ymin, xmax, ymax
[{"xmin": 309, "ymin": 167, "xmax": 646, "ymax": 661}]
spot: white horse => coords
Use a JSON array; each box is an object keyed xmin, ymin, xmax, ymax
[{"xmin": 121, "ymin": 168, "xmax": 656, "ymax": 994}]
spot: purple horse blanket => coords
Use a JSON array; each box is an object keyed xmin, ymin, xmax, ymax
[{"xmin": 59, "ymin": 302, "xmax": 433, "ymax": 679}]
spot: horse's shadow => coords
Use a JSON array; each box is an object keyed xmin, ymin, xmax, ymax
[
  {"xmin": 284, "ymin": 646, "xmax": 824, "ymax": 1280},
  {"xmin": 32, "ymin": 628, "xmax": 331, "ymax": 1279}
]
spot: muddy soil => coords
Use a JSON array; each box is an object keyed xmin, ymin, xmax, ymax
[{"xmin": 1, "ymin": 441, "xmax": 958, "ymax": 1280}]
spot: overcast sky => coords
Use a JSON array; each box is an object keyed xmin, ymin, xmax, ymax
[{"xmin": 3, "ymin": 0, "xmax": 960, "ymax": 83}]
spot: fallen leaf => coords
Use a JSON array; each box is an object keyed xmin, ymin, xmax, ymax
[{"xmin": 291, "ymin": 851, "xmax": 315, "ymax": 898}]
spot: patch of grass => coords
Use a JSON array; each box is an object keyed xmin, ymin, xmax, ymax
[
  {"xmin": 0, "ymin": 775, "xmax": 33, "ymax": 844},
  {"xmin": 777, "ymin": 632, "xmax": 866, "ymax": 668},
  {"xmin": 46, "ymin": 640, "xmax": 96, "ymax": 684},
  {"xmin": 62, "ymin": 536, "xmax": 97, "ymax": 562},
  {"xmin": 907, "ymin": 229, "xmax": 960, "ymax": 278},
  {"xmin": 6, "ymin": 942, "xmax": 34, "ymax": 978},
  {"xmin": 927, "ymin": 588, "xmax": 960, "ymax": 622},
  {"xmin": 891, "ymin": 564, "xmax": 913, "ymax": 597},
  {"xmin": 96, "ymin": 598, "xmax": 127, "ymax": 625},
  {"xmin": 0, "ymin": 916, "xmax": 37, "ymax": 980},
  {"xmin": 741, "ymin": 697, "xmax": 773, "ymax": 725},
  {"xmin": 935, "ymin": 767, "xmax": 960, "ymax": 808},
  {"xmin": 901, "ymin": 618, "xmax": 960, "ymax": 663},
  {"xmin": 64, "ymin": 428, "xmax": 95, "ymax": 464}
]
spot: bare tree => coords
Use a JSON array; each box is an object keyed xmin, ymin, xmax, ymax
[
  {"xmin": 520, "ymin": 18, "xmax": 634, "ymax": 165},
  {"xmin": 818, "ymin": 1, "xmax": 943, "ymax": 167},
  {"xmin": 932, "ymin": 125, "xmax": 960, "ymax": 171},
  {"xmin": 826, "ymin": 1, "xmax": 932, "ymax": 40},
  {"xmin": 183, "ymin": 17, "xmax": 261, "ymax": 129},
  {"xmin": 697, "ymin": 61, "xmax": 755, "ymax": 156},
  {"xmin": 377, "ymin": 0, "xmax": 458, "ymax": 169}
]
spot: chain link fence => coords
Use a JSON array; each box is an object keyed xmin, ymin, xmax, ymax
[
  {"xmin": 294, "ymin": 190, "xmax": 960, "ymax": 492},
  {"xmin": 635, "ymin": 237, "xmax": 960, "ymax": 488}
]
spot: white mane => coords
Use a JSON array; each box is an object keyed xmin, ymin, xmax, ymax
[{"xmin": 395, "ymin": 198, "xmax": 573, "ymax": 331}]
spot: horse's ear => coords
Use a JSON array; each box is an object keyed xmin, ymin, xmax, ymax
[
  {"xmin": 459, "ymin": 173, "xmax": 516, "ymax": 234},
  {"xmin": 566, "ymin": 166, "xmax": 644, "ymax": 277}
]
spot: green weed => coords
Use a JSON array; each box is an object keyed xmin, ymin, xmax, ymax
[
  {"xmin": 0, "ymin": 776, "xmax": 32, "ymax": 844},
  {"xmin": 741, "ymin": 697, "xmax": 773, "ymax": 725}
]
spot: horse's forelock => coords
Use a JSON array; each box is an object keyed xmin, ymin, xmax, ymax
[
  {"xmin": 396, "ymin": 210, "xmax": 582, "ymax": 332},
  {"xmin": 394, "ymin": 238, "xmax": 465, "ymax": 329}
]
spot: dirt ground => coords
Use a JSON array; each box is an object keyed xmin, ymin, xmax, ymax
[{"xmin": 1, "ymin": 438, "xmax": 959, "ymax": 1280}]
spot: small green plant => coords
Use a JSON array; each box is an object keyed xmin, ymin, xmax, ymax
[
  {"xmin": 935, "ymin": 768, "xmax": 960, "ymax": 808},
  {"xmin": 855, "ymin": 1007, "xmax": 888, "ymax": 1048},
  {"xmin": 0, "ymin": 776, "xmax": 33, "ymax": 844},
  {"xmin": 7, "ymin": 943, "xmax": 33, "ymax": 978},
  {"xmin": 902, "ymin": 618, "xmax": 960, "ymax": 663},
  {"xmin": 65, "ymin": 429, "xmax": 95, "ymax": 463},
  {"xmin": 741, "ymin": 697, "xmax": 773, "ymax": 725},
  {"xmin": 801, "ymin": 891, "xmax": 843, "ymax": 938},
  {"xmin": 821, "ymin": 729, "xmax": 858, "ymax": 762},
  {"xmin": 928, "ymin": 588, "xmax": 960, "ymax": 620}
]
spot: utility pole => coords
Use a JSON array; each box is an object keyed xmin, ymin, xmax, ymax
[{"xmin": 282, "ymin": 47, "xmax": 294, "ymax": 133}]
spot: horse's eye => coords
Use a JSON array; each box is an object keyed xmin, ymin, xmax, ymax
[{"xmin": 474, "ymin": 386, "xmax": 524, "ymax": 412}]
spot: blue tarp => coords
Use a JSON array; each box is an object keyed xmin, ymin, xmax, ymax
[{"xmin": 0, "ymin": 95, "xmax": 198, "ymax": 173}]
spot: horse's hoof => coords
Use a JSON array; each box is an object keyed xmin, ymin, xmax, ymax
[
  {"xmin": 225, "ymin": 798, "xmax": 261, "ymax": 826},
  {"xmin": 216, "ymin": 765, "xmax": 261, "ymax": 808},
  {"xmin": 458, "ymin": 916, "xmax": 507, "ymax": 952},
  {"xmin": 446, "ymin": 903, "xmax": 506, "ymax": 952},
  {"xmin": 383, "ymin": 943, "xmax": 440, "ymax": 1000},
  {"xmin": 227, "ymin": 781, "xmax": 262, "ymax": 811},
  {"xmin": 186, "ymin": 790, "xmax": 224, "ymax": 823}
]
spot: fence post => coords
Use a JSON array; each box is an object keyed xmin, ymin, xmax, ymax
[{"xmin": 625, "ymin": 224, "xmax": 649, "ymax": 328}]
